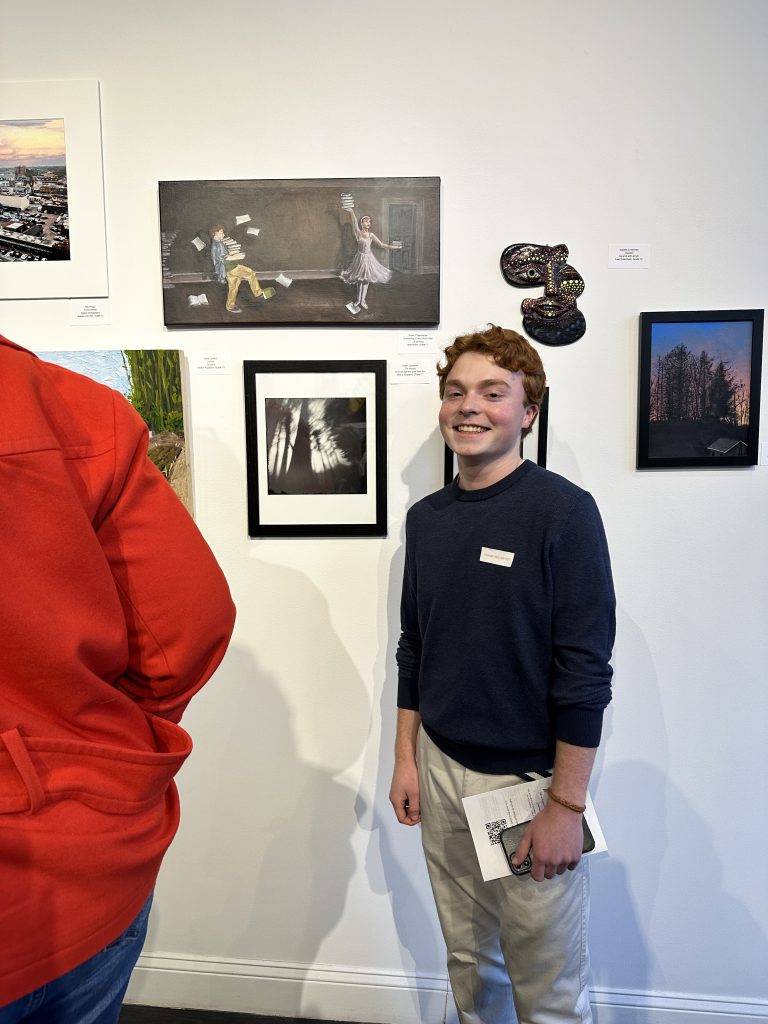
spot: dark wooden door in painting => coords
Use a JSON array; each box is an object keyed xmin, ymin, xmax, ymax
[{"xmin": 388, "ymin": 203, "xmax": 416, "ymax": 273}]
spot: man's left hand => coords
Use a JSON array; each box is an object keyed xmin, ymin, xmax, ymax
[{"xmin": 511, "ymin": 800, "xmax": 583, "ymax": 882}]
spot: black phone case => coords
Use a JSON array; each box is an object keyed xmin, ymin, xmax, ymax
[{"xmin": 500, "ymin": 817, "xmax": 595, "ymax": 875}]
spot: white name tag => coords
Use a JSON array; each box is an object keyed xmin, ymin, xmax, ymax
[{"xmin": 480, "ymin": 547, "xmax": 515, "ymax": 568}]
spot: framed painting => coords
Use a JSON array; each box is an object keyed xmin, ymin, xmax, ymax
[
  {"xmin": 443, "ymin": 388, "xmax": 549, "ymax": 485},
  {"xmin": 36, "ymin": 349, "xmax": 191, "ymax": 513},
  {"xmin": 159, "ymin": 177, "xmax": 440, "ymax": 327},
  {"xmin": 244, "ymin": 360, "xmax": 387, "ymax": 537},
  {"xmin": 1, "ymin": 80, "xmax": 107, "ymax": 298},
  {"xmin": 637, "ymin": 310, "xmax": 763, "ymax": 468}
]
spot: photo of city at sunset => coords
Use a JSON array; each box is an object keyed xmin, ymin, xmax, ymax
[{"xmin": 0, "ymin": 118, "xmax": 70, "ymax": 264}]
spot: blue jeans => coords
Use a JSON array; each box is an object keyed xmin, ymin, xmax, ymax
[{"xmin": 0, "ymin": 893, "xmax": 152, "ymax": 1024}]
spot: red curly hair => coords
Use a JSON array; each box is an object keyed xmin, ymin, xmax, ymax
[{"xmin": 438, "ymin": 323, "xmax": 546, "ymax": 424}]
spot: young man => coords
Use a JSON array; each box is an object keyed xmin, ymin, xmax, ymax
[{"xmin": 390, "ymin": 324, "xmax": 615, "ymax": 1024}]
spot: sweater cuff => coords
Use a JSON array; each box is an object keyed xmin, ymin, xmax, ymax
[
  {"xmin": 397, "ymin": 674, "xmax": 420, "ymax": 711},
  {"xmin": 554, "ymin": 707, "xmax": 603, "ymax": 747}
]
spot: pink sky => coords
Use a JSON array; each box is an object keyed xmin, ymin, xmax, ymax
[{"xmin": 0, "ymin": 119, "xmax": 66, "ymax": 169}]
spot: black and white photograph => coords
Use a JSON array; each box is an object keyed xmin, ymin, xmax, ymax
[
  {"xmin": 244, "ymin": 360, "xmax": 387, "ymax": 537},
  {"xmin": 265, "ymin": 396, "xmax": 368, "ymax": 496}
]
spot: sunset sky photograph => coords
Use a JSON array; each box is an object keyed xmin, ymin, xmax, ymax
[
  {"xmin": 0, "ymin": 118, "xmax": 66, "ymax": 169},
  {"xmin": 650, "ymin": 318, "xmax": 753, "ymax": 395}
]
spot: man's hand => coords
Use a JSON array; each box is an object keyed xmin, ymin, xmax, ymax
[
  {"xmin": 511, "ymin": 739, "xmax": 596, "ymax": 881},
  {"xmin": 389, "ymin": 758, "xmax": 421, "ymax": 825},
  {"xmin": 390, "ymin": 708, "xmax": 422, "ymax": 825},
  {"xmin": 511, "ymin": 800, "xmax": 583, "ymax": 881}
]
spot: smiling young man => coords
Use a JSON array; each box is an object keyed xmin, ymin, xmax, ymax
[{"xmin": 390, "ymin": 324, "xmax": 615, "ymax": 1024}]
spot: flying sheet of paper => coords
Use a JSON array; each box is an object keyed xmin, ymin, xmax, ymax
[
  {"xmin": 246, "ymin": 227, "xmax": 260, "ymax": 237},
  {"xmin": 462, "ymin": 777, "xmax": 607, "ymax": 882},
  {"xmin": 275, "ymin": 273, "xmax": 292, "ymax": 287},
  {"xmin": 235, "ymin": 214, "xmax": 251, "ymax": 225},
  {"xmin": 188, "ymin": 293, "xmax": 209, "ymax": 307},
  {"xmin": 191, "ymin": 236, "xmax": 206, "ymax": 251}
]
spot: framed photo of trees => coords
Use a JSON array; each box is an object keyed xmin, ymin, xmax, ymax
[
  {"xmin": 637, "ymin": 310, "xmax": 763, "ymax": 468},
  {"xmin": 244, "ymin": 360, "xmax": 387, "ymax": 537}
]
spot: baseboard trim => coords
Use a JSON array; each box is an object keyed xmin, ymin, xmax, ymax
[
  {"xmin": 126, "ymin": 954, "xmax": 450, "ymax": 1024},
  {"xmin": 126, "ymin": 957, "xmax": 768, "ymax": 1024},
  {"xmin": 592, "ymin": 988, "xmax": 768, "ymax": 1024}
]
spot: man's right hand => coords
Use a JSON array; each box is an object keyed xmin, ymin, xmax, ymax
[{"xmin": 389, "ymin": 758, "xmax": 421, "ymax": 825}]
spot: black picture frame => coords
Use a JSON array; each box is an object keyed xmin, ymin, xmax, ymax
[
  {"xmin": 244, "ymin": 360, "xmax": 387, "ymax": 537},
  {"xmin": 443, "ymin": 387, "xmax": 550, "ymax": 485},
  {"xmin": 159, "ymin": 177, "xmax": 440, "ymax": 327},
  {"xmin": 637, "ymin": 310, "xmax": 763, "ymax": 469}
]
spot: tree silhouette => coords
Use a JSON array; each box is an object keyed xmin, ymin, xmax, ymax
[
  {"xmin": 266, "ymin": 397, "xmax": 366, "ymax": 494},
  {"xmin": 708, "ymin": 361, "xmax": 737, "ymax": 424},
  {"xmin": 650, "ymin": 344, "xmax": 746, "ymax": 425}
]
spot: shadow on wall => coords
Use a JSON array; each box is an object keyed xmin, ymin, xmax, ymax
[
  {"xmin": 148, "ymin": 639, "xmax": 364, "ymax": 974},
  {"xmin": 357, "ymin": 423, "xmax": 450, "ymax": 1020},
  {"xmin": 590, "ymin": 598, "xmax": 768, "ymax": 1003},
  {"xmin": 143, "ymin": 543, "xmax": 372, "ymax": 1015},
  {"xmin": 592, "ymin": 756, "xmax": 768, "ymax": 1002},
  {"xmin": 590, "ymin": 608, "xmax": 658, "ymax": 1000},
  {"xmin": 234, "ymin": 654, "xmax": 358, "ymax": 961},
  {"xmin": 223, "ymin": 557, "xmax": 371, "ymax": 970},
  {"xmin": 138, "ymin": 410, "xmax": 375, "ymax": 1016}
]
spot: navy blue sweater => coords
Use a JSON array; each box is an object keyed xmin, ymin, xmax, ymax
[{"xmin": 396, "ymin": 461, "xmax": 615, "ymax": 773}]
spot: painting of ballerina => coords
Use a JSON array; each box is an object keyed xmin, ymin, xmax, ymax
[{"xmin": 159, "ymin": 177, "xmax": 440, "ymax": 327}]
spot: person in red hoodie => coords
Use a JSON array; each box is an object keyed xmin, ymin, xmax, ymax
[{"xmin": 0, "ymin": 337, "xmax": 236, "ymax": 1022}]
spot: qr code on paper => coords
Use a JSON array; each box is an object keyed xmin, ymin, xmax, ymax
[{"xmin": 485, "ymin": 819, "xmax": 508, "ymax": 845}]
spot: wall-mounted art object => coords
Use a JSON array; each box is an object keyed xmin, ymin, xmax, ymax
[
  {"xmin": 444, "ymin": 387, "xmax": 549, "ymax": 485},
  {"xmin": 159, "ymin": 177, "xmax": 440, "ymax": 327},
  {"xmin": 1, "ymin": 80, "xmax": 107, "ymax": 299},
  {"xmin": 637, "ymin": 309, "xmax": 763, "ymax": 468},
  {"xmin": 500, "ymin": 243, "xmax": 585, "ymax": 345},
  {"xmin": 244, "ymin": 360, "xmax": 387, "ymax": 537},
  {"xmin": 37, "ymin": 349, "xmax": 192, "ymax": 512}
]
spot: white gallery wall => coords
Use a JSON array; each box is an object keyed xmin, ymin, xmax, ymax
[{"xmin": 2, "ymin": 1, "xmax": 767, "ymax": 1022}]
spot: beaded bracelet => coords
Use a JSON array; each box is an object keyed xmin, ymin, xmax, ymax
[{"xmin": 546, "ymin": 789, "xmax": 586, "ymax": 814}]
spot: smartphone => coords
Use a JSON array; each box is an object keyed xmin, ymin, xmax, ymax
[{"xmin": 500, "ymin": 817, "xmax": 595, "ymax": 876}]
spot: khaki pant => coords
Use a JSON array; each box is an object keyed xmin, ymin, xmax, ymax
[
  {"xmin": 226, "ymin": 264, "xmax": 263, "ymax": 309},
  {"xmin": 417, "ymin": 728, "xmax": 592, "ymax": 1024}
]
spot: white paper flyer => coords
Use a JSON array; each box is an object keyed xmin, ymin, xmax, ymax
[{"xmin": 462, "ymin": 777, "xmax": 607, "ymax": 882}]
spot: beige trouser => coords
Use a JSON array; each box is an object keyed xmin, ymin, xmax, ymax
[
  {"xmin": 417, "ymin": 728, "xmax": 592, "ymax": 1024},
  {"xmin": 225, "ymin": 264, "xmax": 263, "ymax": 308}
]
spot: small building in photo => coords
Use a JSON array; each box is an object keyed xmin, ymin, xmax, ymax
[{"xmin": 707, "ymin": 437, "xmax": 748, "ymax": 457}]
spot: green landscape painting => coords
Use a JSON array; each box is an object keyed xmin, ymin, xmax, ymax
[{"xmin": 37, "ymin": 349, "xmax": 191, "ymax": 514}]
